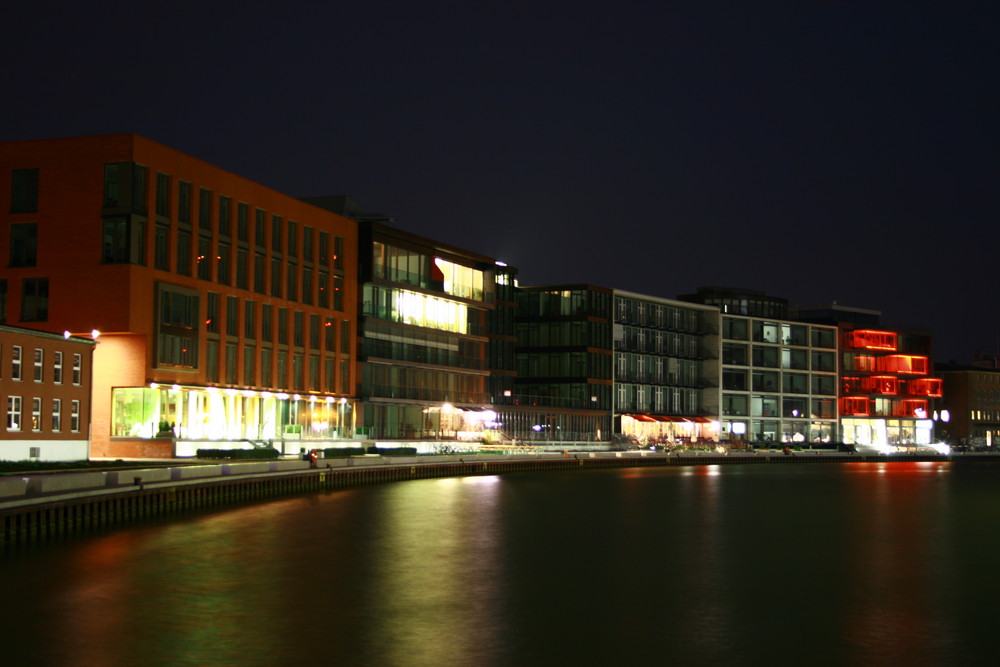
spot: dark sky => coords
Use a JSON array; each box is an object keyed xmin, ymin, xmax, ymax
[{"xmin": 3, "ymin": 1, "xmax": 997, "ymax": 361}]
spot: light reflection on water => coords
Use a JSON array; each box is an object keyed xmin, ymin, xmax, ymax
[{"xmin": 1, "ymin": 462, "xmax": 999, "ymax": 666}]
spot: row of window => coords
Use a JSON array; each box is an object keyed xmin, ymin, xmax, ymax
[
  {"xmin": 615, "ymin": 297, "xmax": 703, "ymax": 332},
  {"xmin": 204, "ymin": 342, "xmax": 352, "ymax": 393},
  {"xmin": 5, "ymin": 396, "xmax": 80, "ymax": 433},
  {"xmin": 723, "ymin": 343, "xmax": 837, "ymax": 371},
  {"xmin": 722, "ymin": 394, "xmax": 837, "ymax": 420},
  {"xmin": 1, "ymin": 345, "xmax": 83, "ymax": 384},
  {"xmin": 104, "ymin": 163, "xmax": 345, "ymax": 267},
  {"xmin": 722, "ymin": 318, "xmax": 837, "ymax": 349}
]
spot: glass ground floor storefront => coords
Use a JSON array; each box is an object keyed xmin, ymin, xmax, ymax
[
  {"xmin": 841, "ymin": 417, "xmax": 934, "ymax": 452},
  {"xmin": 111, "ymin": 385, "xmax": 357, "ymax": 443},
  {"xmin": 620, "ymin": 414, "xmax": 718, "ymax": 445},
  {"xmin": 720, "ymin": 419, "xmax": 838, "ymax": 445}
]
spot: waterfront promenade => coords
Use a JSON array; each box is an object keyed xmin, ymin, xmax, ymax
[{"xmin": 3, "ymin": 449, "xmax": 997, "ymax": 545}]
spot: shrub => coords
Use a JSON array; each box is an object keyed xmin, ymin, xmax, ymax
[
  {"xmin": 196, "ymin": 448, "xmax": 280, "ymax": 460},
  {"xmin": 322, "ymin": 447, "xmax": 367, "ymax": 458}
]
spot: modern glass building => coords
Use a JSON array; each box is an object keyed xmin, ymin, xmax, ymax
[
  {"xmin": 612, "ymin": 290, "xmax": 721, "ymax": 445},
  {"xmin": 339, "ymin": 217, "xmax": 515, "ymax": 441},
  {"xmin": 506, "ymin": 285, "xmax": 614, "ymax": 443},
  {"xmin": 716, "ymin": 314, "xmax": 840, "ymax": 446}
]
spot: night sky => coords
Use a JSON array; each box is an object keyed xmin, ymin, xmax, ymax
[{"xmin": 4, "ymin": 2, "xmax": 997, "ymax": 361}]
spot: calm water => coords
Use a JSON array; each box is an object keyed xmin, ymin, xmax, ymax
[{"xmin": 2, "ymin": 461, "xmax": 1000, "ymax": 666}]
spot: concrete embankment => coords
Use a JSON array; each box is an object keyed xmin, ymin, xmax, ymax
[{"xmin": 2, "ymin": 451, "xmax": 997, "ymax": 546}]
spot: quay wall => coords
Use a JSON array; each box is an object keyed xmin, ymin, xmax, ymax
[{"xmin": 3, "ymin": 452, "xmax": 998, "ymax": 546}]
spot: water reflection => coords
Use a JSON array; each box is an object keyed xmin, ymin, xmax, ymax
[{"xmin": 2, "ymin": 463, "xmax": 1000, "ymax": 665}]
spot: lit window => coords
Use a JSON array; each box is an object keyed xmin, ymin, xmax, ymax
[
  {"xmin": 7, "ymin": 395, "xmax": 22, "ymax": 431},
  {"xmin": 31, "ymin": 397, "xmax": 41, "ymax": 432}
]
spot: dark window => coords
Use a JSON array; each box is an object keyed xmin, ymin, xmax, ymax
[
  {"xmin": 206, "ymin": 340, "xmax": 219, "ymax": 382},
  {"xmin": 225, "ymin": 343, "xmax": 238, "ymax": 384},
  {"xmin": 309, "ymin": 355, "xmax": 319, "ymax": 391},
  {"xmin": 333, "ymin": 275, "xmax": 343, "ymax": 311},
  {"xmin": 177, "ymin": 230, "xmax": 191, "ymax": 275},
  {"xmin": 155, "ymin": 173, "xmax": 170, "ymax": 217},
  {"xmin": 236, "ymin": 249, "xmax": 248, "ymax": 290},
  {"xmin": 325, "ymin": 318, "xmax": 336, "ymax": 350},
  {"xmin": 156, "ymin": 285, "xmax": 199, "ymax": 368},
  {"xmin": 287, "ymin": 220, "xmax": 297, "ymax": 257},
  {"xmin": 197, "ymin": 236, "xmax": 212, "ymax": 280},
  {"xmin": 254, "ymin": 253, "xmax": 266, "ymax": 293},
  {"xmin": 154, "ymin": 223, "xmax": 169, "ymax": 270},
  {"xmin": 302, "ymin": 268, "xmax": 313, "ymax": 305},
  {"xmin": 198, "ymin": 188, "xmax": 212, "ymax": 230},
  {"xmin": 318, "ymin": 272, "xmax": 329, "ymax": 308},
  {"xmin": 303, "ymin": 226, "xmax": 313, "ymax": 263},
  {"xmin": 261, "ymin": 304, "xmax": 273, "ymax": 342},
  {"xmin": 334, "ymin": 236, "xmax": 344, "ymax": 270},
  {"xmin": 318, "ymin": 231, "xmax": 329, "ymax": 266},
  {"xmin": 293, "ymin": 311, "xmax": 304, "ymax": 347},
  {"xmin": 177, "ymin": 181, "xmax": 192, "ymax": 224},
  {"xmin": 261, "ymin": 347, "xmax": 272, "ymax": 386},
  {"xmin": 271, "ymin": 215, "xmax": 282, "ymax": 253},
  {"xmin": 341, "ymin": 320, "xmax": 350, "ymax": 355},
  {"xmin": 245, "ymin": 300, "xmax": 256, "ymax": 339},
  {"xmin": 9, "ymin": 223, "xmax": 37, "ymax": 267},
  {"xmin": 102, "ymin": 217, "xmax": 145, "ymax": 265},
  {"xmin": 103, "ymin": 162, "xmax": 147, "ymax": 213},
  {"xmin": 206, "ymin": 292, "xmax": 220, "ymax": 334},
  {"xmin": 218, "ymin": 196, "xmax": 231, "ymax": 237},
  {"xmin": 226, "ymin": 296, "xmax": 239, "ymax": 336},
  {"xmin": 309, "ymin": 314, "xmax": 320, "ymax": 350},
  {"xmin": 217, "ymin": 242, "xmax": 230, "ymax": 285},
  {"xmin": 244, "ymin": 345, "xmax": 256, "ymax": 385},
  {"xmin": 271, "ymin": 257, "xmax": 282, "ymax": 297},
  {"xmin": 11, "ymin": 168, "xmax": 39, "ymax": 213},
  {"xmin": 287, "ymin": 263, "xmax": 297, "ymax": 301},
  {"xmin": 278, "ymin": 308, "xmax": 288, "ymax": 345},
  {"xmin": 0, "ymin": 279, "xmax": 7, "ymax": 322},
  {"xmin": 237, "ymin": 203, "xmax": 248, "ymax": 242},
  {"xmin": 255, "ymin": 209, "xmax": 266, "ymax": 247}
]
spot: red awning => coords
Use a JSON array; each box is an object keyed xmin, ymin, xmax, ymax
[{"xmin": 625, "ymin": 414, "xmax": 657, "ymax": 422}]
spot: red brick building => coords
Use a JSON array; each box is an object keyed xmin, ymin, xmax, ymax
[
  {"xmin": 0, "ymin": 134, "xmax": 358, "ymax": 458},
  {"xmin": 0, "ymin": 325, "xmax": 95, "ymax": 461}
]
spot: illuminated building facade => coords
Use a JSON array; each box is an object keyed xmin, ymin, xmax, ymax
[
  {"xmin": 506, "ymin": 285, "xmax": 614, "ymax": 442},
  {"xmin": 796, "ymin": 304, "xmax": 942, "ymax": 451},
  {"xmin": 506, "ymin": 286, "xmax": 720, "ymax": 445},
  {"xmin": 715, "ymin": 314, "xmax": 840, "ymax": 446},
  {"xmin": 0, "ymin": 134, "xmax": 358, "ymax": 458},
  {"xmin": 683, "ymin": 288, "xmax": 839, "ymax": 445},
  {"xmin": 341, "ymin": 218, "xmax": 513, "ymax": 441},
  {"xmin": 0, "ymin": 325, "xmax": 95, "ymax": 461},
  {"xmin": 612, "ymin": 290, "xmax": 721, "ymax": 444}
]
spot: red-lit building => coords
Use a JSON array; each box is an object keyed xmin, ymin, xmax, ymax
[
  {"xmin": 795, "ymin": 305, "xmax": 942, "ymax": 451},
  {"xmin": 0, "ymin": 325, "xmax": 96, "ymax": 461},
  {"xmin": 0, "ymin": 134, "xmax": 358, "ymax": 458}
]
